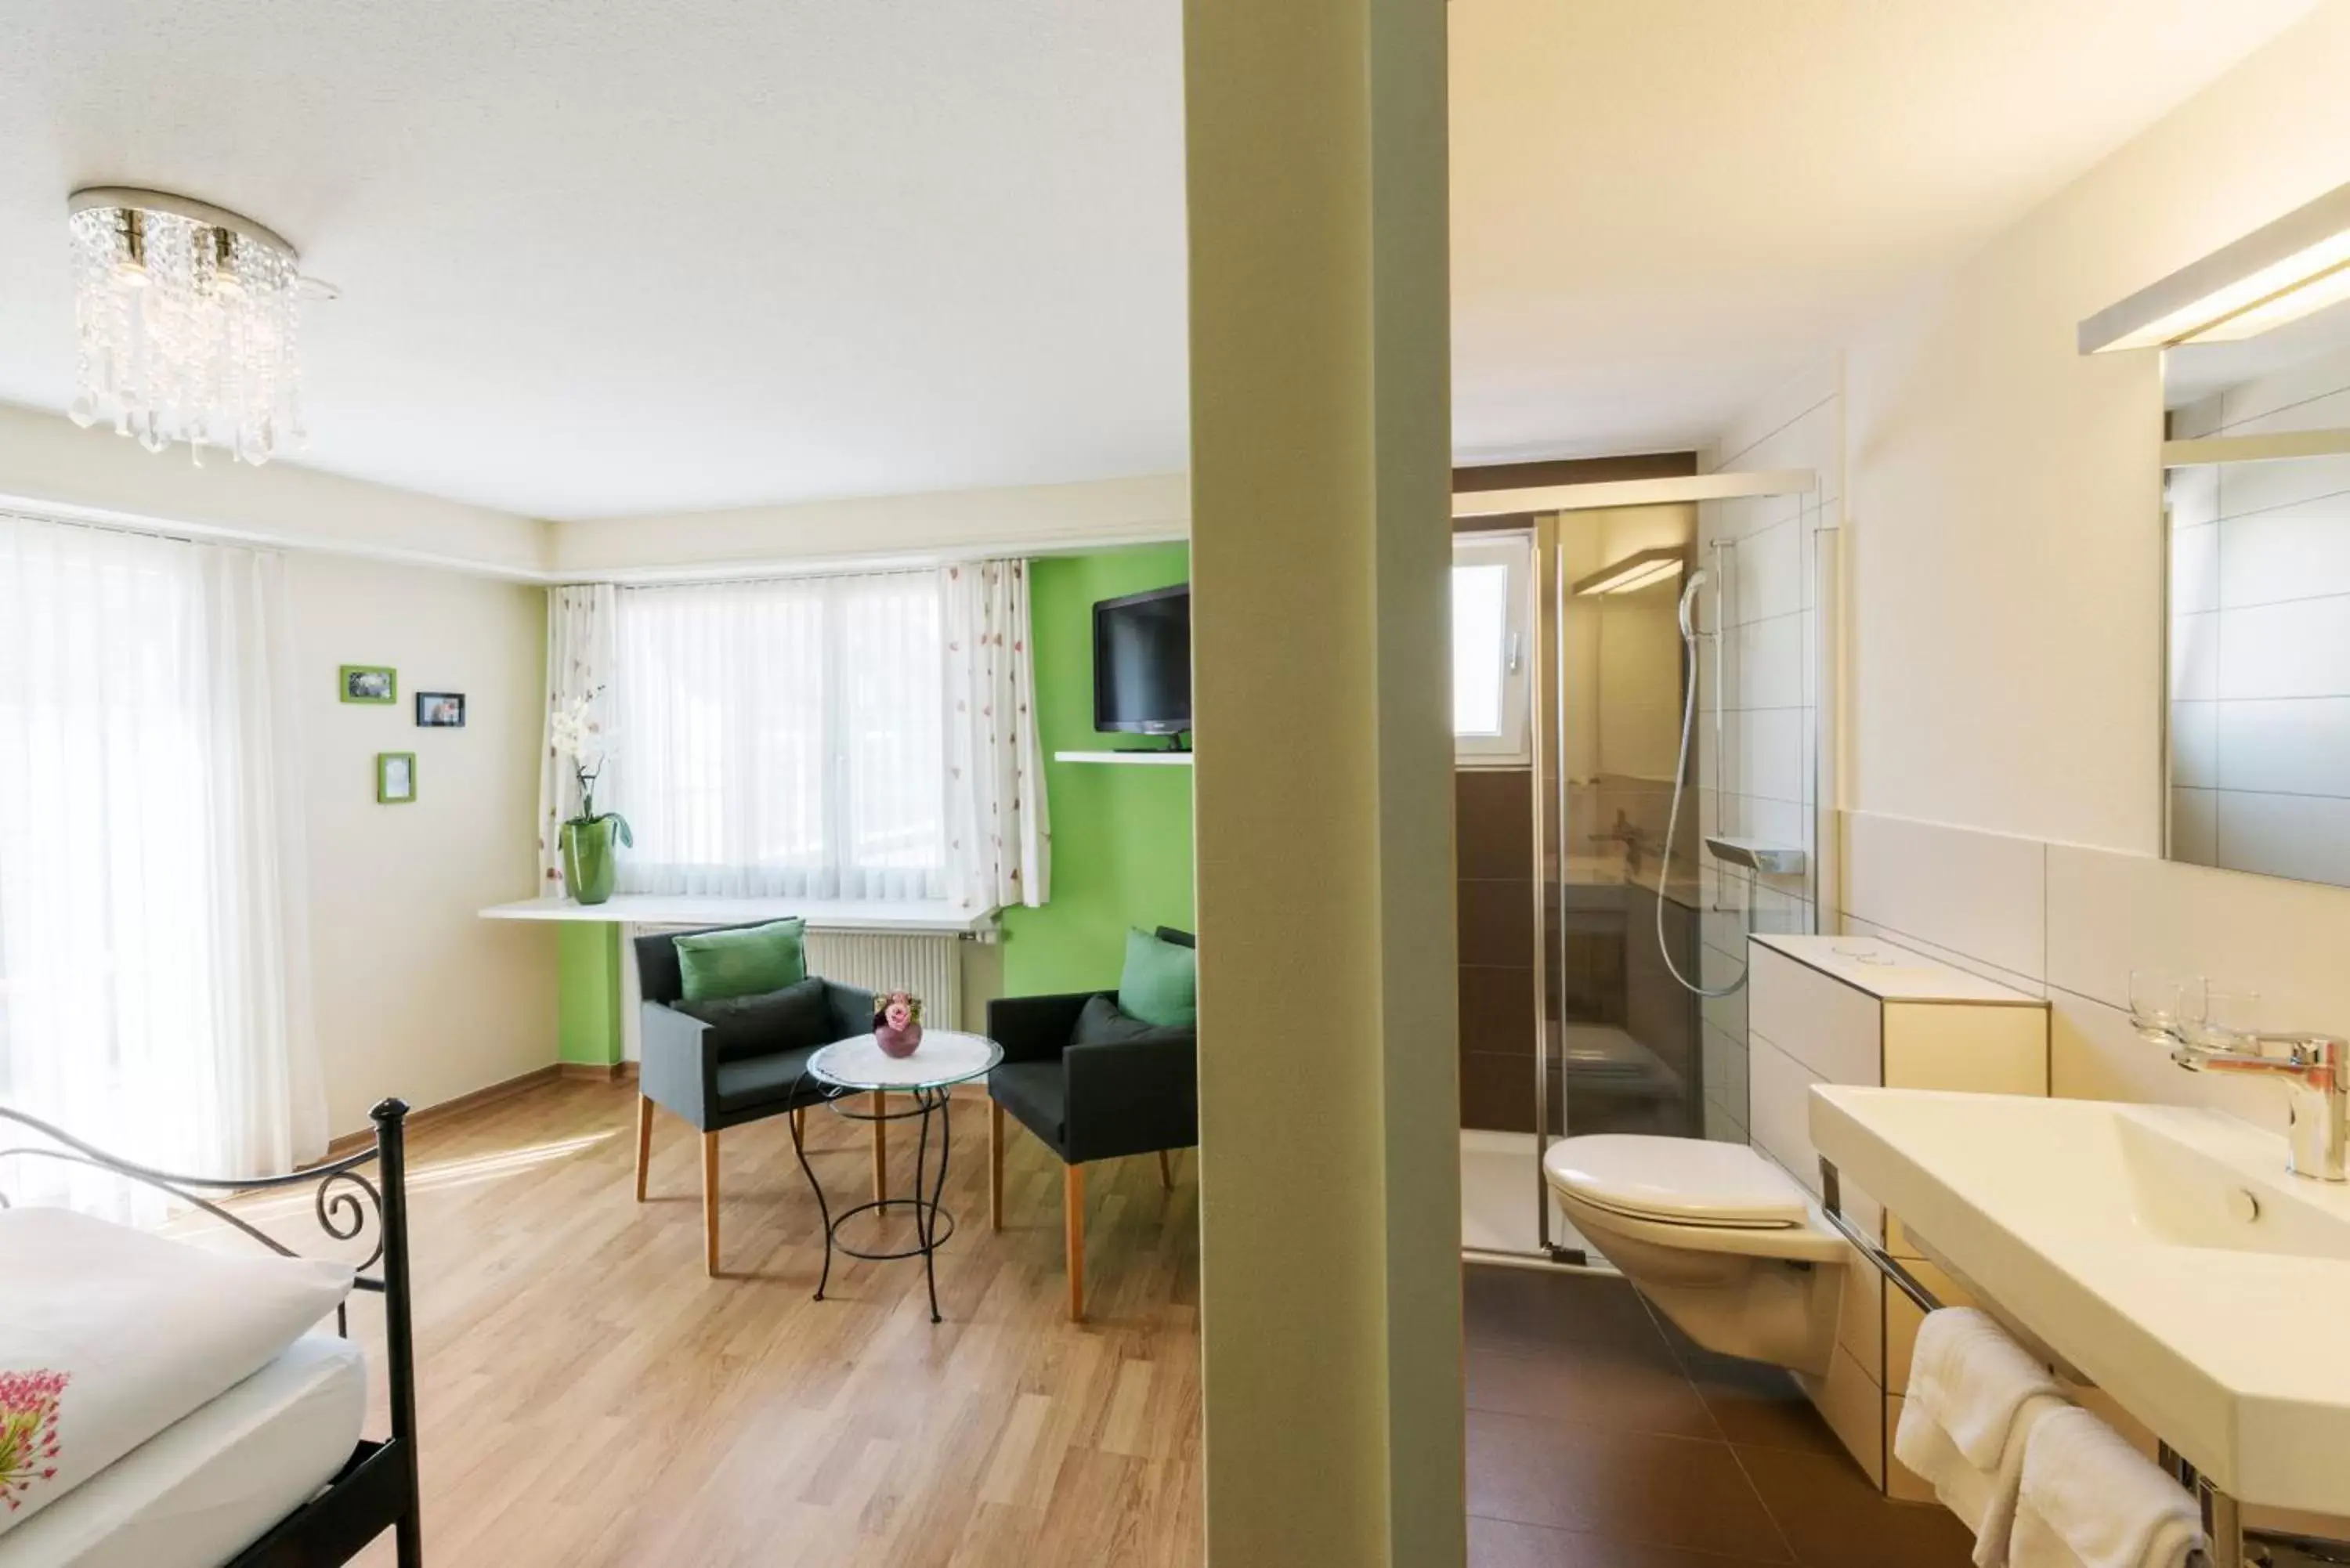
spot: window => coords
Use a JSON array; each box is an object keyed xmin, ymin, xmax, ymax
[
  {"xmin": 613, "ymin": 572, "xmax": 946, "ymax": 901},
  {"xmin": 1453, "ymin": 531, "xmax": 1533, "ymax": 765}
]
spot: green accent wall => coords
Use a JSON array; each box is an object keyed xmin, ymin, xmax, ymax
[
  {"xmin": 559, "ymin": 923, "xmax": 623, "ymax": 1066},
  {"xmin": 1001, "ymin": 544, "xmax": 1195, "ymax": 995}
]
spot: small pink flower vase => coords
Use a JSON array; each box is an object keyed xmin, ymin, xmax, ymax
[{"xmin": 875, "ymin": 1020, "xmax": 924, "ymax": 1059}]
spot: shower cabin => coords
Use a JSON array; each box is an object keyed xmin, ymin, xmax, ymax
[{"xmin": 1454, "ymin": 479, "xmax": 1830, "ymax": 1266}]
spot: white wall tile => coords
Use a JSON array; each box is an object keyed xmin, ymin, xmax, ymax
[
  {"xmin": 1733, "ymin": 517, "xmax": 1803, "ymax": 627},
  {"xmin": 2214, "ymin": 696, "xmax": 2350, "ymax": 795},
  {"xmin": 2216, "ymin": 789, "xmax": 2350, "ymax": 886},
  {"xmin": 2217, "ymin": 493, "xmax": 2350, "ymax": 609},
  {"xmin": 2049, "ymin": 990, "xmax": 2291, "ymax": 1136},
  {"xmin": 1733, "ymin": 611, "xmax": 1805, "ymax": 711},
  {"xmin": 2169, "ymin": 700, "xmax": 2217, "ymax": 788},
  {"xmin": 2044, "ymin": 838, "xmax": 2350, "ymax": 1032},
  {"xmin": 2216, "ymin": 594, "xmax": 2350, "ymax": 699},
  {"xmin": 1734, "ymin": 707, "xmax": 1806, "ymax": 804},
  {"xmin": 2171, "ymin": 519, "xmax": 2218, "ymax": 614},
  {"xmin": 2171, "ymin": 610, "xmax": 2218, "ymax": 701},
  {"xmin": 1842, "ymin": 811, "xmax": 2048, "ymax": 983},
  {"xmin": 2211, "ymin": 451, "xmax": 2350, "ymax": 523}
]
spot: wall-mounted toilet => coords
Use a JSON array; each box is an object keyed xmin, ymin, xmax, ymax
[{"xmin": 1542, "ymin": 1133, "xmax": 1849, "ymax": 1375}]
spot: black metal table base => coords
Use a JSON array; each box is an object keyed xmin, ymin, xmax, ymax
[{"xmin": 788, "ymin": 1078, "xmax": 956, "ymax": 1323}]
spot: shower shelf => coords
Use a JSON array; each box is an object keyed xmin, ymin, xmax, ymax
[{"xmin": 1702, "ymin": 836, "xmax": 1807, "ymax": 875}]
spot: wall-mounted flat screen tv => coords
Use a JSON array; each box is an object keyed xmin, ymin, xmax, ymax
[{"xmin": 1094, "ymin": 584, "xmax": 1191, "ymax": 740}]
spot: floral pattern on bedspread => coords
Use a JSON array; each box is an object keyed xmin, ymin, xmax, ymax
[{"xmin": 0, "ymin": 1371, "xmax": 67, "ymax": 1512}]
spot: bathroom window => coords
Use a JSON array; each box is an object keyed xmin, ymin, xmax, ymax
[{"xmin": 1453, "ymin": 530, "xmax": 1533, "ymax": 765}]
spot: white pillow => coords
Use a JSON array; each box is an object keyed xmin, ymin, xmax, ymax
[{"xmin": 0, "ymin": 1207, "xmax": 353, "ymax": 1536}]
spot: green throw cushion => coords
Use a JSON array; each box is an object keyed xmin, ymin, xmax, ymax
[
  {"xmin": 675, "ymin": 919, "xmax": 808, "ymax": 1003},
  {"xmin": 1118, "ymin": 927, "xmax": 1197, "ymax": 1029}
]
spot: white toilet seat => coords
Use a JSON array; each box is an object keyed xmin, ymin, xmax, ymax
[{"xmin": 1542, "ymin": 1134, "xmax": 1848, "ymax": 1264}]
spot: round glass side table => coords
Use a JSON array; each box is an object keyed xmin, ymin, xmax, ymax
[{"xmin": 790, "ymin": 1029, "xmax": 1002, "ymax": 1324}]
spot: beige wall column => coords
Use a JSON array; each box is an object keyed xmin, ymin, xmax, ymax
[{"xmin": 1184, "ymin": 2, "xmax": 1462, "ymax": 1563}]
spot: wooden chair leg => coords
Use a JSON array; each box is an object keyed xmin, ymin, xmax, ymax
[
  {"xmin": 792, "ymin": 1107, "xmax": 805, "ymax": 1142},
  {"xmin": 1065, "ymin": 1161, "xmax": 1086, "ymax": 1322},
  {"xmin": 1156, "ymin": 1148, "xmax": 1174, "ymax": 1191},
  {"xmin": 701, "ymin": 1130, "xmax": 721, "ymax": 1277},
  {"xmin": 870, "ymin": 1090, "xmax": 888, "ymax": 1202},
  {"xmin": 634, "ymin": 1094, "xmax": 655, "ymax": 1203},
  {"xmin": 989, "ymin": 1100, "xmax": 1005, "ymax": 1231}
]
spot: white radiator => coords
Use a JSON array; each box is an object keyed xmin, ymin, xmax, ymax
[
  {"xmin": 804, "ymin": 930, "xmax": 965, "ymax": 1028},
  {"xmin": 623, "ymin": 925, "xmax": 970, "ymax": 1062}
]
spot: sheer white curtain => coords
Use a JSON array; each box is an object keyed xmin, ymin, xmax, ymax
[
  {"xmin": 0, "ymin": 515, "xmax": 324, "ymax": 1208},
  {"xmin": 536, "ymin": 583, "xmax": 616, "ymax": 894},
  {"xmin": 612, "ymin": 572, "xmax": 947, "ymax": 901},
  {"xmin": 944, "ymin": 560, "xmax": 1050, "ymax": 909}
]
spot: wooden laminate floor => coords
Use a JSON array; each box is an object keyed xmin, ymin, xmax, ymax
[
  {"xmin": 287, "ymin": 1078, "xmax": 1203, "ymax": 1567},
  {"xmin": 223, "ymin": 1082, "xmax": 1968, "ymax": 1566}
]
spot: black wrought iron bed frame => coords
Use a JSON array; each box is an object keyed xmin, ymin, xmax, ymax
[{"xmin": 0, "ymin": 1097, "xmax": 421, "ymax": 1567}]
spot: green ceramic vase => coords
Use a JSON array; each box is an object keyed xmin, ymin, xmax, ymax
[{"xmin": 561, "ymin": 815, "xmax": 621, "ymax": 905}]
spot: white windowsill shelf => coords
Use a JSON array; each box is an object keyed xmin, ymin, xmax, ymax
[
  {"xmin": 1053, "ymin": 750, "xmax": 1193, "ymax": 766},
  {"xmin": 477, "ymin": 894, "xmax": 993, "ymax": 935}
]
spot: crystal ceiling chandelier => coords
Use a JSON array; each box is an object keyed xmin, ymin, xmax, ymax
[{"xmin": 66, "ymin": 187, "xmax": 310, "ymax": 465}]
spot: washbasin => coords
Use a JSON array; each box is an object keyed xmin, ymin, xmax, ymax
[{"xmin": 1810, "ymin": 1086, "xmax": 2350, "ymax": 1514}]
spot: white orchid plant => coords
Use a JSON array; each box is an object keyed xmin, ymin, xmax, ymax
[{"xmin": 551, "ymin": 686, "xmax": 631, "ymax": 847}]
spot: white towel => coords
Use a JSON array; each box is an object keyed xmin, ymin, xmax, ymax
[
  {"xmin": 1894, "ymin": 1307, "xmax": 2068, "ymax": 1568},
  {"xmin": 1907, "ymin": 1308, "xmax": 2064, "ymax": 1468},
  {"xmin": 2009, "ymin": 1407, "xmax": 2204, "ymax": 1568},
  {"xmin": 1897, "ymin": 1388, "xmax": 2066, "ymax": 1568}
]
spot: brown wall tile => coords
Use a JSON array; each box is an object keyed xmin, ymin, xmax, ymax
[{"xmin": 1457, "ymin": 768, "xmax": 1534, "ymax": 880}]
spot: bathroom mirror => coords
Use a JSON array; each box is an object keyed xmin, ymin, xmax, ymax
[{"xmin": 2163, "ymin": 291, "xmax": 2350, "ymax": 889}]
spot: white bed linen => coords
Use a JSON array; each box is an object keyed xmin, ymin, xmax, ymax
[{"xmin": 0, "ymin": 1335, "xmax": 367, "ymax": 1568}]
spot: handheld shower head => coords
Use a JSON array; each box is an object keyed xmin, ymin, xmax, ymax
[{"xmin": 1678, "ymin": 566, "xmax": 1712, "ymax": 640}]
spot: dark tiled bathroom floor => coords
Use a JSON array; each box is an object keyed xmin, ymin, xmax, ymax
[{"xmin": 1463, "ymin": 1264, "xmax": 1978, "ymax": 1567}]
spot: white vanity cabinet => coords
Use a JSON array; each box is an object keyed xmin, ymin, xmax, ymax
[{"xmin": 1744, "ymin": 933, "xmax": 2049, "ymax": 1494}]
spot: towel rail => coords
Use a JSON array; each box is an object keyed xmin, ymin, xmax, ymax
[{"xmin": 1816, "ymin": 1156, "xmax": 1943, "ymax": 1313}]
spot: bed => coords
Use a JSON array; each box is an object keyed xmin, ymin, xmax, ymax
[{"xmin": 0, "ymin": 1100, "xmax": 421, "ymax": 1568}]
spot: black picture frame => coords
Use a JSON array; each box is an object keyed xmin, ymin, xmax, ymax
[{"xmin": 414, "ymin": 692, "xmax": 465, "ymax": 728}]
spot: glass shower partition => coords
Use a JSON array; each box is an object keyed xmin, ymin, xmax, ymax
[{"xmin": 1456, "ymin": 483, "xmax": 1829, "ymax": 1266}]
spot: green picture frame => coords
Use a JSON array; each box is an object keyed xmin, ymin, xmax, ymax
[
  {"xmin": 377, "ymin": 751, "xmax": 417, "ymax": 804},
  {"xmin": 341, "ymin": 665, "xmax": 397, "ymax": 704}
]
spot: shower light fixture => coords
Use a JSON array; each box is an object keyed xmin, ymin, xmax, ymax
[
  {"xmin": 1571, "ymin": 547, "xmax": 1685, "ymax": 597},
  {"xmin": 2081, "ymin": 179, "xmax": 2350, "ymax": 353}
]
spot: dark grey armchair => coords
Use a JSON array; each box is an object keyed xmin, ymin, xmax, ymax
[
  {"xmin": 633, "ymin": 924, "xmax": 874, "ymax": 1276},
  {"xmin": 986, "ymin": 927, "xmax": 1198, "ymax": 1321}
]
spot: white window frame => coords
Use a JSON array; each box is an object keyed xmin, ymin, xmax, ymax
[{"xmin": 1452, "ymin": 529, "xmax": 1534, "ymax": 767}]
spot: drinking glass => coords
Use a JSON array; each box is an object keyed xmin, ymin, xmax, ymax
[
  {"xmin": 2190, "ymin": 985, "xmax": 2264, "ymax": 1050},
  {"xmin": 2129, "ymin": 970, "xmax": 2200, "ymax": 1041}
]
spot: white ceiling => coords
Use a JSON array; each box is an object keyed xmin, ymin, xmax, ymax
[
  {"xmin": 0, "ymin": 1, "xmax": 2322, "ymax": 520},
  {"xmin": 1448, "ymin": 0, "xmax": 2321, "ymax": 464}
]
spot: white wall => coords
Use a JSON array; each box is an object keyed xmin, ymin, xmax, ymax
[
  {"xmin": 290, "ymin": 555, "xmax": 554, "ymax": 1135},
  {"xmin": 286, "ymin": 557, "xmax": 551, "ymax": 1133},
  {"xmin": 0, "ymin": 400, "xmax": 550, "ymax": 576},
  {"xmin": 1837, "ymin": 0, "xmax": 2350, "ymax": 1136},
  {"xmin": 551, "ymin": 471, "xmax": 1188, "ymax": 579}
]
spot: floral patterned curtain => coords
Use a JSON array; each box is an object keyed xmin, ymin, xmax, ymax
[
  {"xmin": 536, "ymin": 583, "xmax": 616, "ymax": 893},
  {"xmin": 943, "ymin": 560, "xmax": 1050, "ymax": 910}
]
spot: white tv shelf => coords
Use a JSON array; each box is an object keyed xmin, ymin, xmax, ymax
[{"xmin": 1054, "ymin": 750, "xmax": 1194, "ymax": 767}]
